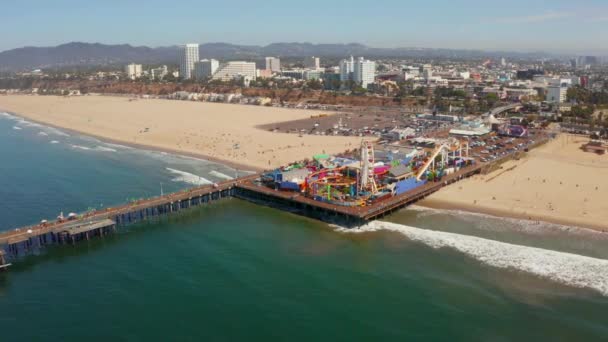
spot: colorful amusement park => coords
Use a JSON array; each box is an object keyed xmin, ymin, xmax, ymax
[{"xmin": 261, "ymin": 139, "xmax": 475, "ymax": 207}]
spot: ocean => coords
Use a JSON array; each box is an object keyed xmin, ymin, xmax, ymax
[{"xmin": 1, "ymin": 112, "xmax": 608, "ymax": 341}]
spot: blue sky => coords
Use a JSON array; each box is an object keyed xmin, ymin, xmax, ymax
[{"xmin": 2, "ymin": 0, "xmax": 608, "ymax": 53}]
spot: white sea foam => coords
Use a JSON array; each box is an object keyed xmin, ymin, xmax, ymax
[
  {"xmin": 407, "ymin": 205, "xmax": 607, "ymax": 238},
  {"xmin": 38, "ymin": 131, "xmax": 49, "ymax": 136},
  {"xmin": 17, "ymin": 119, "xmax": 42, "ymax": 128},
  {"xmin": 338, "ymin": 221, "xmax": 608, "ymax": 296},
  {"xmin": 71, "ymin": 144, "xmax": 91, "ymax": 151},
  {"xmin": 166, "ymin": 168, "xmax": 212, "ymax": 185},
  {"xmin": 12, "ymin": 126, "xmax": 22, "ymax": 130},
  {"xmin": 95, "ymin": 146, "xmax": 117, "ymax": 152},
  {"xmin": 209, "ymin": 170, "xmax": 234, "ymax": 180},
  {"xmin": 104, "ymin": 143, "xmax": 132, "ymax": 150},
  {"xmin": 50, "ymin": 140, "xmax": 59, "ymax": 144},
  {"xmin": 45, "ymin": 128, "xmax": 70, "ymax": 137}
]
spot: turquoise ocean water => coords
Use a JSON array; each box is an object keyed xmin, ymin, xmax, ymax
[{"xmin": 1, "ymin": 112, "xmax": 608, "ymax": 341}]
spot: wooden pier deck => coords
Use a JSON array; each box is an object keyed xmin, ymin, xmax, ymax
[{"xmin": 0, "ymin": 174, "xmax": 259, "ymax": 265}]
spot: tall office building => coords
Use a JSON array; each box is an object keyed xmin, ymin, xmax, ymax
[
  {"xmin": 304, "ymin": 56, "xmax": 320, "ymax": 69},
  {"xmin": 265, "ymin": 57, "xmax": 281, "ymax": 72},
  {"xmin": 194, "ymin": 59, "xmax": 219, "ymax": 80},
  {"xmin": 125, "ymin": 63, "xmax": 142, "ymax": 80},
  {"xmin": 179, "ymin": 44, "xmax": 199, "ymax": 80},
  {"xmin": 339, "ymin": 56, "xmax": 355, "ymax": 82},
  {"xmin": 212, "ymin": 61, "xmax": 257, "ymax": 81},
  {"xmin": 353, "ymin": 57, "xmax": 376, "ymax": 88}
]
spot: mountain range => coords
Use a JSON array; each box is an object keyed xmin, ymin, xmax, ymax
[{"xmin": 0, "ymin": 42, "xmax": 554, "ymax": 71}]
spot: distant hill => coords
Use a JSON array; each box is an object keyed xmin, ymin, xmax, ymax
[{"xmin": 0, "ymin": 42, "xmax": 553, "ymax": 71}]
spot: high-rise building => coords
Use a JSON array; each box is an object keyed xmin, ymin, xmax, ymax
[
  {"xmin": 150, "ymin": 65, "xmax": 168, "ymax": 80},
  {"xmin": 339, "ymin": 56, "xmax": 355, "ymax": 82},
  {"xmin": 304, "ymin": 56, "xmax": 320, "ymax": 69},
  {"xmin": 501, "ymin": 58, "xmax": 507, "ymax": 67},
  {"xmin": 353, "ymin": 57, "xmax": 376, "ymax": 88},
  {"xmin": 265, "ymin": 57, "xmax": 281, "ymax": 72},
  {"xmin": 212, "ymin": 61, "xmax": 257, "ymax": 82},
  {"xmin": 194, "ymin": 59, "xmax": 219, "ymax": 80},
  {"xmin": 179, "ymin": 44, "xmax": 199, "ymax": 80},
  {"xmin": 125, "ymin": 63, "xmax": 142, "ymax": 80}
]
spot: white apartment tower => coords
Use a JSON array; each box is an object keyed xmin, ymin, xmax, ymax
[
  {"xmin": 339, "ymin": 56, "xmax": 355, "ymax": 82},
  {"xmin": 353, "ymin": 57, "xmax": 376, "ymax": 88},
  {"xmin": 212, "ymin": 61, "xmax": 257, "ymax": 82},
  {"xmin": 194, "ymin": 59, "xmax": 219, "ymax": 80},
  {"xmin": 304, "ymin": 56, "xmax": 320, "ymax": 69},
  {"xmin": 265, "ymin": 57, "xmax": 281, "ymax": 72},
  {"xmin": 179, "ymin": 43, "xmax": 199, "ymax": 80},
  {"xmin": 125, "ymin": 63, "xmax": 142, "ymax": 80}
]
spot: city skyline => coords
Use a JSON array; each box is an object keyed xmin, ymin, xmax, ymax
[{"xmin": 2, "ymin": 0, "xmax": 608, "ymax": 54}]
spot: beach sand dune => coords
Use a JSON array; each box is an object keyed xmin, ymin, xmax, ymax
[
  {"xmin": 422, "ymin": 134, "xmax": 608, "ymax": 231},
  {"xmin": 0, "ymin": 95, "xmax": 362, "ymax": 170}
]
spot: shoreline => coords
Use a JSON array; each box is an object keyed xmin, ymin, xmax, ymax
[
  {"xmin": 418, "ymin": 198, "xmax": 608, "ymax": 233},
  {"xmin": 0, "ymin": 95, "xmax": 362, "ymax": 171},
  {"xmin": 1, "ymin": 108, "xmax": 265, "ymax": 173},
  {"xmin": 4, "ymin": 108, "xmax": 602, "ymax": 233}
]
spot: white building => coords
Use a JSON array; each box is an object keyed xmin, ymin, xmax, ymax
[
  {"xmin": 546, "ymin": 86, "xmax": 568, "ymax": 104},
  {"xmin": 179, "ymin": 44, "xmax": 199, "ymax": 80},
  {"xmin": 353, "ymin": 57, "xmax": 376, "ymax": 88},
  {"xmin": 339, "ymin": 56, "xmax": 355, "ymax": 83},
  {"xmin": 421, "ymin": 64, "xmax": 433, "ymax": 80},
  {"xmin": 265, "ymin": 57, "xmax": 281, "ymax": 72},
  {"xmin": 304, "ymin": 56, "xmax": 320, "ymax": 69},
  {"xmin": 194, "ymin": 59, "xmax": 219, "ymax": 80},
  {"xmin": 150, "ymin": 65, "xmax": 168, "ymax": 80},
  {"xmin": 212, "ymin": 61, "xmax": 257, "ymax": 82},
  {"xmin": 304, "ymin": 69, "xmax": 324, "ymax": 80},
  {"xmin": 125, "ymin": 64, "xmax": 142, "ymax": 80}
]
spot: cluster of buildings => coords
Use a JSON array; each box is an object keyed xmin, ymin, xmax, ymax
[
  {"xmin": 117, "ymin": 44, "xmax": 605, "ymax": 116},
  {"xmin": 124, "ymin": 63, "xmax": 169, "ymax": 80},
  {"xmin": 174, "ymin": 43, "xmax": 378, "ymax": 89}
]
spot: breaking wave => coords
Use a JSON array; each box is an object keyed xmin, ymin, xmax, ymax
[
  {"xmin": 17, "ymin": 119, "xmax": 42, "ymax": 128},
  {"xmin": 407, "ymin": 205, "xmax": 607, "ymax": 238},
  {"xmin": 45, "ymin": 127, "xmax": 70, "ymax": 137},
  {"xmin": 50, "ymin": 140, "xmax": 59, "ymax": 144},
  {"xmin": 338, "ymin": 221, "xmax": 608, "ymax": 296},
  {"xmin": 12, "ymin": 126, "xmax": 22, "ymax": 130},
  {"xmin": 104, "ymin": 143, "xmax": 132, "ymax": 150},
  {"xmin": 95, "ymin": 146, "xmax": 117, "ymax": 152},
  {"xmin": 38, "ymin": 131, "xmax": 49, "ymax": 136},
  {"xmin": 209, "ymin": 170, "xmax": 234, "ymax": 180},
  {"xmin": 166, "ymin": 168, "xmax": 212, "ymax": 186},
  {"xmin": 71, "ymin": 144, "xmax": 91, "ymax": 151}
]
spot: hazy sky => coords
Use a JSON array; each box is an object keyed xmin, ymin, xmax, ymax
[{"xmin": 2, "ymin": 0, "xmax": 608, "ymax": 53}]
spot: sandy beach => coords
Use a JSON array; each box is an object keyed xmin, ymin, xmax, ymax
[
  {"xmin": 421, "ymin": 134, "xmax": 608, "ymax": 231},
  {"xmin": 0, "ymin": 95, "xmax": 362, "ymax": 171}
]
